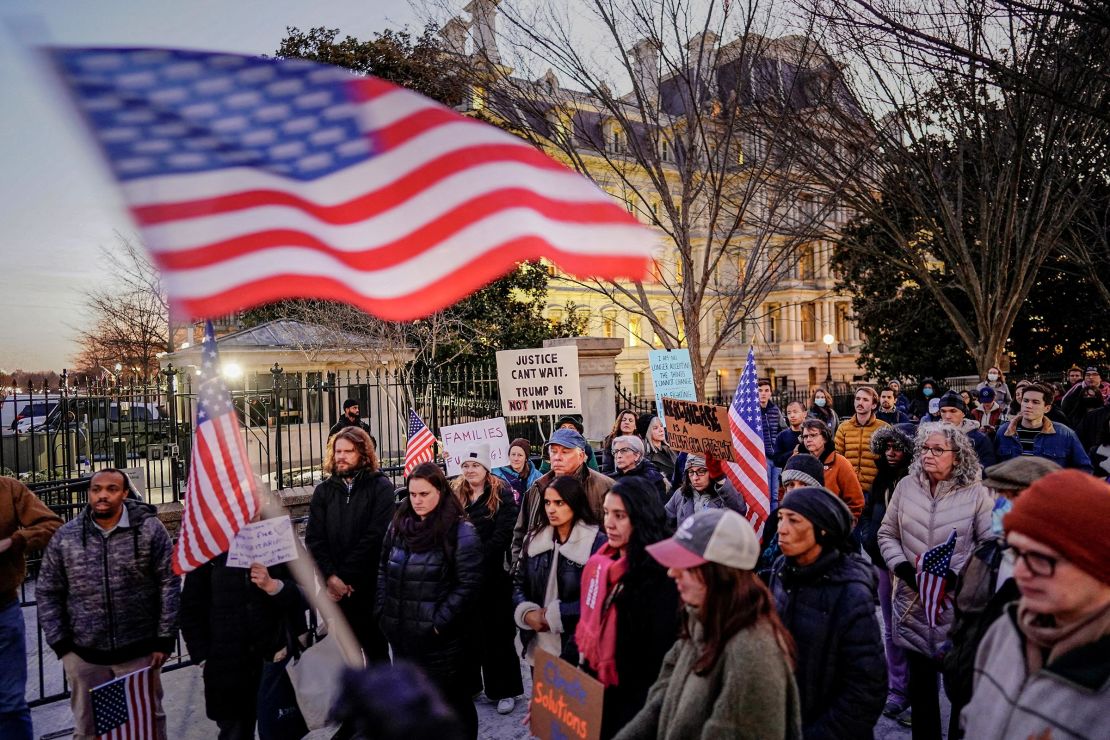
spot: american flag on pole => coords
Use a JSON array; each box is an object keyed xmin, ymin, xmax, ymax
[
  {"xmin": 724, "ymin": 347, "xmax": 771, "ymax": 535},
  {"xmin": 91, "ymin": 666, "xmax": 157, "ymax": 739},
  {"xmin": 917, "ymin": 529, "xmax": 958, "ymax": 627},
  {"xmin": 173, "ymin": 321, "xmax": 261, "ymax": 574},
  {"xmin": 404, "ymin": 410, "xmax": 435, "ymax": 477},
  {"xmin": 45, "ymin": 47, "xmax": 654, "ymax": 321}
]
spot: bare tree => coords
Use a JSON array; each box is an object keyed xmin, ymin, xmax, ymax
[
  {"xmin": 427, "ymin": 0, "xmax": 855, "ymax": 394},
  {"xmin": 73, "ymin": 236, "xmax": 169, "ymax": 379}
]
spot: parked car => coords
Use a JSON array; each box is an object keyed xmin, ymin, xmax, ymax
[{"xmin": 11, "ymin": 401, "xmax": 61, "ymax": 433}]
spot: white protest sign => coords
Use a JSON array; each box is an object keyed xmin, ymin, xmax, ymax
[
  {"xmin": 227, "ymin": 516, "xmax": 298, "ymax": 568},
  {"xmin": 648, "ymin": 349, "xmax": 698, "ymax": 422},
  {"xmin": 441, "ymin": 417, "xmax": 511, "ymax": 476},
  {"xmin": 496, "ymin": 346, "xmax": 581, "ymax": 416}
]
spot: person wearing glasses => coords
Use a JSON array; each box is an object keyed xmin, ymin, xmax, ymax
[
  {"xmin": 877, "ymin": 423, "xmax": 993, "ymax": 740},
  {"xmin": 608, "ymin": 435, "xmax": 669, "ymax": 503},
  {"xmin": 961, "ymin": 470, "xmax": 1110, "ymax": 739},
  {"xmin": 797, "ymin": 419, "xmax": 864, "ymax": 523},
  {"xmin": 663, "ymin": 455, "xmax": 746, "ymax": 530}
]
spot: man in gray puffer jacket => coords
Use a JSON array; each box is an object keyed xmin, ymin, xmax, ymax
[{"xmin": 37, "ymin": 469, "xmax": 180, "ymax": 740}]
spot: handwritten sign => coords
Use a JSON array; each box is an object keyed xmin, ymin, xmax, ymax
[
  {"xmin": 496, "ymin": 347, "xmax": 581, "ymax": 416},
  {"xmin": 662, "ymin": 397, "xmax": 737, "ymax": 462},
  {"xmin": 441, "ymin": 417, "xmax": 510, "ymax": 476},
  {"xmin": 227, "ymin": 516, "xmax": 298, "ymax": 568},
  {"xmin": 530, "ymin": 648, "xmax": 603, "ymax": 740},
  {"xmin": 648, "ymin": 349, "xmax": 697, "ymax": 422}
]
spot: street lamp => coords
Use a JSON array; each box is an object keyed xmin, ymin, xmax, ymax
[{"xmin": 822, "ymin": 334, "xmax": 835, "ymax": 385}]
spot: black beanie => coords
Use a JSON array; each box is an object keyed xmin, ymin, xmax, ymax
[
  {"xmin": 780, "ymin": 486, "xmax": 853, "ymax": 549},
  {"xmin": 343, "ymin": 399, "xmax": 359, "ymax": 411},
  {"xmin": 938, "ymin": 391, "xmax": 968, "ymax": 415}
]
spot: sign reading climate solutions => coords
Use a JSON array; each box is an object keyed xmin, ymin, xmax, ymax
[
  {"xmin": 496, "ymin": 346, "xmax": 581, "ymax": 416},
  {"xmin": 530, "ymin": 647, "xmax": 603, "ymax": 740}
]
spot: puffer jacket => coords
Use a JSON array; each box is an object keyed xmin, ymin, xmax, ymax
[
  {"xmin": 760, "ymin": 402, "xmax": 787, "ymax": 457},
  {"xmin": 818, "ymin": 449, "xmax": 865, "ymax": 523},
  {"xmin": 834, "ymin": 415, "xmax": 888, "ymax": 494},
  {"xmin": 770, "ymin": 551, "xmax": 886, "ymax": 739},
  {"xmin": 376, "ymin": 519, "xmax": 483, "ymax": 680},
  {"xmin": 664, "ymin": 477, "xmax": 747, "ymax": 529},
  {"xmin": 463, "ymin": 480, "xmax": 517, "ymax": 578},
  {"xmin": 512, "ymin": 520, "xmax": 605, "ymax": 664},
  {"xmin": 511, "ymin": 463, "xmax": 613, "ymax": 566},
  {"xmin": 858, "ymin": 425, "xmax": 913, "ymax": 568},
  {"xmin": 995, "ymin": 417, "xmax": 1093, "ymax": 471},
  {"xmin": 877, "ymin": 471, "xmax": 993, "ymax": 656},
  {"xmin": 37, "ymin": 499, "xmax": 180, "ymax": 664},
  {"xmin": 610, "ymin": 458, "xmax": 668, "ymax": 503}
]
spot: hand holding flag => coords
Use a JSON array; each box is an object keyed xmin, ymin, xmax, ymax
[{"xmin": 917, "ymin": 529, "xmax": 958, "ymax": 628}]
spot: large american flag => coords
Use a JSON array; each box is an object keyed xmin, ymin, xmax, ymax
[
  {"xmin": 724, "ymin": 348, "xmax": 771, "ymax": 535},
  {"xmin": 404, "ymin": 410, "xmax": 435, "ymax": 478},
  {"xmin": 45, "ymin": 47, "xmax": 654, "ymax": 321},
  {"xmin": 173, "ymin": 321, "xmax": 261, "ymax": 574},
  {"xmin": 917, "ymin": 529, "xmax": 958, "ymax": 628},
  {"xmin": 91, "ymin": 666, "xmax": 157, "ymax": 739}
]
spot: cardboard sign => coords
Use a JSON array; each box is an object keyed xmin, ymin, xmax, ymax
[
  {"xmin": 496, "ymin": 346, "xmax": 581, "ymax": 416},
  {"xmin": 441, "ymin": 417, "xmax": 510, "ymax": 476},
  {"xmin": 648, "ymin": 349, "xmax": 697, "ymax": 422},
  {"xmin": 662, "ymin": 397, "xmax": 737, "ymax": 462},
  {"xmin": 227, "ymin": 516, "xmax": 298, "ymax": 568},
  {"xmin": 530, "ymin": 648, "xmax": 603, "ymax": 740}
]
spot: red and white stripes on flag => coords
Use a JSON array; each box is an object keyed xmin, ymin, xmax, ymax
[
  {"xmin": 173, "ymin": 322, "xmax": 261, "ymax": 575},
  {"xmin": 91, "ymin": 666, "xmax": 157, "ymax": 739},
  {"xmin": 917, "ymin": 529, "xmax": 958, "ymax": 628},
  {"xmin": 404, "ymin": 410, "xmax": 436, "ymax": 478},
  {"xmin": 724, "ymin": 347, "xmax": 771, "ymax": 536},
  {"xmin": 47, "ymin": 48, "xmax": 655, "ymax": 322}
]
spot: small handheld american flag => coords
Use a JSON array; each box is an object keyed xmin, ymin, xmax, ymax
[
  {"xmin": 917, "ymin": 529, "xmax": 958, "ymax": 628},
  {"xmin": 724, "ymin": 347, "xmax": 771, "ymax": 535},
  {"xmin": 404, "ymin": 410, "xmax": 435, "ymax": 477},
  {"xmin": 91, "ymin": 666, "xmax": 157, "ymax": 739}
]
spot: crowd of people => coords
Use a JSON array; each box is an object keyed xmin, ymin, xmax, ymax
[{"xmin": 1, "ymin": 365, "xmax": 1109, "ymax": 739}]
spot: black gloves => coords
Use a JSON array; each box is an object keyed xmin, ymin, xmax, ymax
[{"xmin": 894, "ymin": 562, "xmax": 919, "ymax": 592}]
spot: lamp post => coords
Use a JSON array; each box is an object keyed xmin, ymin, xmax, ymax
[{"xmin": 823, "ymin": 334, "xmax": 835, "ymax": 385}]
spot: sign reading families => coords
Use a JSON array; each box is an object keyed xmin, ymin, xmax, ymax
[
  {"xmin": 226, "ymin": 516, "xmax": 298, "ymax": 568},
  {"xmin": 496, "ymin": 347, "xmax": 581, "ymax": 416},
  {"xmin": 648, "ymin": 349, "xmax": 697, "ymax": 421},
  {"xmin": 530, "ymin": 648, "xmax": 603, "ymax": 740},
  {"xmin": 441, "ymin": 417, "xmax": 510, "ymax": 476},
  {"xmin": 662, "ymin": 398, "xmax": 737, "ymax": 462}
]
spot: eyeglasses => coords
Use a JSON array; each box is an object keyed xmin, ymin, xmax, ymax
[
  {"xmin": 1007, "ymin": 543, "xmax": 1059, "ymax": 577},
  {"xmin": 687, "ymin": 468, "xmax": 709, "ymax": 477},
  {"xmin": 921, "ymin": 446, "xmax": 954, "ymax": 456},
  {"xmin": 613, "ymin": 447, "xmax": 636, "ymax": 456}
]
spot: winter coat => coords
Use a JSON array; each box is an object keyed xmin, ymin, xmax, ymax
[
  {"xmin": 770, "ymin": 551, "xmax": 886, "ymax": 739},
  {"xmin": 877, "ymin": 471, "xmax": 993, "ymax": 656},
  {"xmin": 971, "ymin": 404, "xmax": 1004, "ymax": 434},
  {"xmin": 644, "ymin": 444, "xmax": 678, "ymax": 482},
  {"xmin": 512, "ymin": 521, "xmax": 605, "ymax": 664},
  {"xmin": 589, "ymin": 560, "xmax": 680, "ymax": 740},
  {"xmin": 954, "ymin": 418, "xmax": 996, "ymax": 469},
  {"xmin": 961, "ymin": 603, "xmax": 1110, "ymax": 740},
  {"xmin": 995, "ymin": 417, "xmax": 1093, "ymax": 471},
  {"xmin": 610, "ymin": 458, "xmax": 669, "ymax": 503},
  {"xmin": 180, "ymin": 554, "xmax": 307, "ymax": 721},
  {"xmin": 858, "ymin": 430, "xmax": 911, "ymax": 569},
  {"xmin": 305, "ymin": 469, "xmax": 396, "ymax": 594},
  {"xmin": 327, "ymin": 415, "xmax": 375, "ymax": 445},
  {"xmin": 760, "ymin": 402, "xmax": 787, "ymax": 457},
  {"xmin": 975, "ymin": 380, "xmax": 1012, "ymax": 409},
  {"xmin": 37, "ymin": 499, "xmax": 180, "ymax": 664},
  {"xmin": 613, "ymin": 609, "xmax": 803, "ymax": 740},
  {"xmin": 664, "ymin": 477, "xmax": 747, "ymax": 529},
  {"xmin": 875, "ymin": 409, "xmax": 910, "ymax": 426},
  {"xmin": 462, "ymin": 481, "xmax": 518, "ymax": 578},
  {"xmin": 909, "ymin": 383, "xmax": 939, "ymax": 422},
  {"xmin": 511, "ymin": 464, "xmax": 613, "ymax": 566},
  {"xmin": 376, "ymin": 519, "xmax": 483, "ymax": 680},
  {"xmin": 807, "ymin": 407, "xmax": 839, "ymax": 433},
  {"xmin": 1076, "ymin": 404, "xmax": 1110, "ymax": 451},
  {"xmin": 834, "ymin": 415, "xmax": 888, "ymax": 494},
  {"xmin": 492, "ymin": 462, "xmax": 541, "ymax": 504},
  {"xmin": 817, "ymin": 450, "xmax": 865, "ymax": 523},
  {"xmin": 0, "ymin": 476, "xmax": 62, "ymax": 605},
  {"xmin": 773, "ymin": 428, "xmax": 803, "ymax": 469}
]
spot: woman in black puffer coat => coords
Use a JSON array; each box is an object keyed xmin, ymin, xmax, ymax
[
  {"xmin": 377, "ymin": 462, "xmax": 483, "ymax": 739},
  {"xmin": 770, "ymin": 487, "xmax": 886, "ymax": 739}
]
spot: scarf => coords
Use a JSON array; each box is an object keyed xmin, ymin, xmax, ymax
[
  {"xmin": 1018, "ymin": 599, "xmax": 1110, "ymax": 674},
  {"xmin": 396, "ymin": 514, "xmax": 442, "ymax": 554},
  {"xmin": 575, "ymin": 543, "xmax": 630, "ymax": 686}
]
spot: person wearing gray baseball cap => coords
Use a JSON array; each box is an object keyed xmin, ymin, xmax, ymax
[{"xmin": 614, "ymin": 509, "xmax": 802, "ymax": 739}]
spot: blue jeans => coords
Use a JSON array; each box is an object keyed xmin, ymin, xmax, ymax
[
  {"xmin": 0, "ymin": 598, "xmax": 32, "ymax": 740},
  {"xmin": 766, "ymin": 462, "xmax": 781, "ymax": 513}
]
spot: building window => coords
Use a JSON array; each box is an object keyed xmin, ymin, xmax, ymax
[
  {"xmin": 676, "ymin": 315, "xmax": 686, "ymax": 343},
  {"xmin": 801, "ymin": 302, "xmax": 817, "ymax": 343},
  {"xmin": 609, "ymin": 125, "xmax": 625, "ymax": 154},
  {"xmin": 628, "ymin": 315, "xmax": 642, "ymax": 347},
  {"xmin": 574, "ymin": 307, "xmax": 592, "ymax": 333},
  {"xmin": 836, "ymin": 303, "xmax": 850, "ymax": 345},
  {"xmin": 798, "ymin": 244, "xmax": 815, "ymax": 280},
  {"xmin": 548, "ymin": 307, "xmax": 564, "ymax": 326},
  {"xmin": 660, "ymin": 138, "xmax": 671, "ymax": 162},
  {"xmin": 632, "ymin": 371, "xmax": 645, "ymax": 396},
  {"xmin": 766, "ymin": 304, "xmax": 782, "ymax": 343},
  {"xmin": 654, "ymin": 310, "xmax": 669, "ymax": 345},
  {"xmin": 602, "ymin": 309, "xmax": 617, "ymax": 338}
]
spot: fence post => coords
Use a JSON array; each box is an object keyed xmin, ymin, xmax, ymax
[{"xmin": 271, "ymin": 363, "xmax": 284, "ymax": 490}]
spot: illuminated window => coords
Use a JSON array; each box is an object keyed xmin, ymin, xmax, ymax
[
  {"xmin": 628, "ymin": 315, "xmax": 642, "ymax": 347},
  {"xmin": 766, "ymin": 303, "xmax": 782, "ymax": 343},
  {"xmin": 798, "ymin": 244, "xmax": 815, "ymax": 280},
  {"xmin": 801, "ymin": 302, "xmax": 817, "ymax": 342},
  {"xmin": 632, "ymin": 371, "xmax": 645, "ymax": 396},
  {"xmin": 548, "ymin": 307, "xmax": 564, "ymax": 326},
  {"xmin": 602, "ymin": 309, "xmax": 617, "ymax": 338}
]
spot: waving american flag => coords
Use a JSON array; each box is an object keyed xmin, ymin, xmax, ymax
[
  {"xmin": 404, "ymin": 410, "xmax": 435, "ymax": 478},
  {"xmin": 918, "ymin": 529, "xmax": 958, "ymax": 627},
  {"xmin": 724, "ymin": 348, "xmax": 770, "ymax": 535},
  {"xmin": 91, "ymin": 667, "xmax": 157, "ymax": 739},
  {"xmin": 45, "ymin": 47, "xmax": 654, "ymax": 321}
]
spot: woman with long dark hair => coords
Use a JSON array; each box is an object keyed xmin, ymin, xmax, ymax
[
  {"xmin": 513, "ymin": 475, "xmax": 606, "ymax": 666},
  {"xmin": 602, "ymin": 409, "xmax": 639, "ymax": 473},
  {"xmin": 376, "ymin": 463, "xmax": 483, "ymax": 739},
  {"xmin": 577, "ymin": 478, "xmax": 679, "ymax": 739},
  {"xmin": 807, "ymin": 387, "xmax": 839, "ymax": 432},
  {"xmin": 614, "ymin": 508, "xmax": 802, "ymax": 739}
]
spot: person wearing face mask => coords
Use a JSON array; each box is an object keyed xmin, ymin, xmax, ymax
[
  {"xmin": 975, "ymin": 367, "xmax": 1012, "ymax": 409},
  {"xmin": 942, "ymin": 457, "xmax": 1060, "ymax": 731},
  {"xmin": 807, "ymin": 386, "xmax": 839, "ymax": 432},
  {"xmin": 908, "ymin": 378, "xmax": 939, "ymax": 423}
]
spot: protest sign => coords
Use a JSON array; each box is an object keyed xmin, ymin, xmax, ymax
[
  {"xmin": 662, "ymin": 397, "xmax": 737, "ymax": 462},
  {"xmin": 648, "ymin": 349, "xmax": 697, "ymax": 422},
  {"xmin": 441, "ymin": 417, "xmax": 510, "ymax": 475},
  {"xmin": 227, "ymin": 516, "xmax": 298, "ymax": 568},
  {"xmin": 530, "ymin": 648, "xmax": 603, "ymax": 740},
  {"xmin": 496, "ymin": 346, "xmax": 581, "ymax": 416}
]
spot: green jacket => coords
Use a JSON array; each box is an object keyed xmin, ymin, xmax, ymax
[{"xmin": 614, "ymin": 610, "xmax": 803, "ymax": 740}]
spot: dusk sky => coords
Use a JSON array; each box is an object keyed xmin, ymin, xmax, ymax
[{"xmin": 0, "ymin": 0, "xmax": 422, "ymax": 371}]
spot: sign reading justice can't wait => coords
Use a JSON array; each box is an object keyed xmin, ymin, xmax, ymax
[{"xmin": 495, "ymin": 346, "xmax": 581, "ymax": 416}]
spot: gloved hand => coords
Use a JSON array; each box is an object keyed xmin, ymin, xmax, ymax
[
  {"xmin": 894, "ymin": 562, "xmax": 919, "ymax": 592},
  {"xmin": 705, "ymin": 453, "xmax": 725, "ymax": 480}
]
